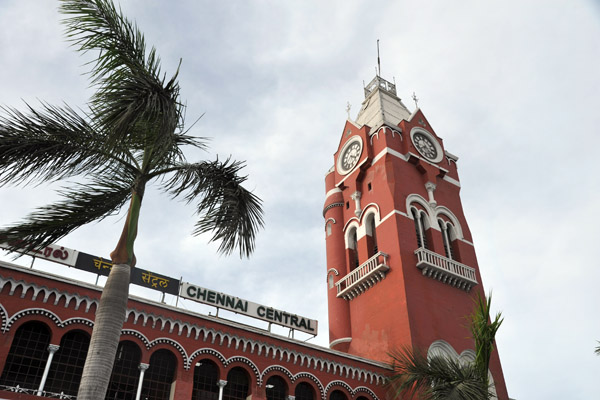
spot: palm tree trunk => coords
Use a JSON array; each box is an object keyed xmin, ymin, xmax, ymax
[
  {"xmin": 77, "ymin": 263, "xmax": 130, "ymax": 399},
  {"xmin": 77, "ymin": 193, "xmax": 142, "ymax": 399}
]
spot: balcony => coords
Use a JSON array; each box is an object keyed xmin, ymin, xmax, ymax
[
  {"xmin": 336, "ymin": 252, "xmax": 389, "ymax": 300},
  {"xmin": 414, "ymin": 248, "xmax": 478, "ymax": 292},
  {"xmin": 364, "ymin": 76, "xmax": 397, "ymax": 98}
]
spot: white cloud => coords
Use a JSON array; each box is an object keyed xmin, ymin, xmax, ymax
[{"xmin": 1, "ymin": 1, "xmax": 600, "ymax": 398}]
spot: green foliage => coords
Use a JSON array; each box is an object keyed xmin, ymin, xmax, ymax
[
  {"xmin": 389, "ymin": 346, "xmax": 489, "ymax": 400},
  {"xmin": 1, "ymin": 1, "xmax": 265, "ymax": 398},
  {"xmin": 471, "ymin": 294, "xmax": 503, "ymax": 389},
  {"xmin": 389, "ymin": 294, "xmax": 502, "ymax": 400},
  {"xmin": 0, "ymin": 0, "xmax": 263, "ymax": 258}
]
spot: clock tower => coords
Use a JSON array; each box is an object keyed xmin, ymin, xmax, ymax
[{"xmin": 323, "ymin": 76, "xmax": 509, "ymax": 398}]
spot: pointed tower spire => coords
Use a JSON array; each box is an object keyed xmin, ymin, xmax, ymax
[{"xmin": 377, "ymin": 39, "xmax": 381, "ymax": 77}]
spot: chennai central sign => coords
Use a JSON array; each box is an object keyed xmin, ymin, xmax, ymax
[{"xmin": 181, "ymin": 282, "xmax": 318, "ymax": 335}]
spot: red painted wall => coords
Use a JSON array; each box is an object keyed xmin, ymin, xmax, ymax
[{"xmin": 324, "ymin": 111, "xmax": 509, "ymax": 399}]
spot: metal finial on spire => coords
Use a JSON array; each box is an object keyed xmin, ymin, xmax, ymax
[
  {"xmin": 377, "ymin": 39, "xmax": 381, "ymax": 77},
  {"xmin": 346, "ymin": 102, "xmax": 352, "ymax": 119},
  {"xmin": 412, "ymin": 92, "xmax": 419, "ymax": 108}
]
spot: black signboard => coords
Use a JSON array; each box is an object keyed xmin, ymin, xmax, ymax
[
  {"xmin": 75, "ymin": 252, "xmax": 112, "ymax": 276},
  {"xmin": 130, "ymin": 267, "xmax": 180, "ymax": 295},
  {"xmin": 74, "ymin": 252, "xmax": 180, "ymax": 295}
]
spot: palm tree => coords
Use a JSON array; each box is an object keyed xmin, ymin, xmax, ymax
[
  {"xmin": 389, "ymin": 294, "xmax": 503, "ymax": 400},
  {"xmin": 0, "ymin": 0, "xmax": 263, "ymax": 398}
]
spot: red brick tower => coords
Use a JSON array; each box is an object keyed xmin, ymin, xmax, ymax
[{"xmin": 323, "ymin": 76, "xmax": 509, "ymax": 398}]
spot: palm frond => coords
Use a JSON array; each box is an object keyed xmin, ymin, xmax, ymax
[
  {"xmin": 470, "ymin": 294, "xmax": 503, "ymax": 383},
  {"xmin": 389, "ymin": 347, "xmax": 490, "ymax": 400},
  {"xmin": 0, "ymin": 102, "xmax": 134, "ymax": 186},
  {"xmin": 427, "ymin": 357, "xmax": 490, "ymax": 400},
  {"xmin": 389, "ymin": 346, "xmax": 435, "ymax": 400},
  {"xmin": 162, "ymin": 160, "xmax": 264, "ymax": 258},
  {"xmin": 61, "ymin": 0, "xmax": 185, "ymax": 160},
  {"xmin": 61, "ymin": 0, "xmax": 154, "ymax": 88},
  {"xmin": 0, "ymin": 175, "xmax": 133, "ymax": 253}
]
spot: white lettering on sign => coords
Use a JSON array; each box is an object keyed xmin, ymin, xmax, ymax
[{"xmin": 180, "ymin": 282, "xmax": 318, "ymax": 335}]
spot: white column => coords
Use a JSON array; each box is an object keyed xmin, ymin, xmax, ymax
[
  {"xmin": 135, "ymin": 363, "xmax": 150, "ymax": 400},
  {"xmin": 425, "ymin": 182, "xmax": 437, "ymax": 206},
  {"xmin": 217, "ymin": 379, "xmax": 227, "ymax": 400},
  {"xmin": 37, "ymin": 344, "xmax": 60, "ymax": 396},
  {"xmin": 351, "ymin": 191, "xmax": 362, "ymax": 217}
]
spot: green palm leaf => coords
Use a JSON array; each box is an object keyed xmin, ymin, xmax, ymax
[
  {"xmin": 1, "ymin": 1, "xmax": 264, "ymax": 397},
  {"xmin": 471, "ymin": 293, "xmax": 503, "ymax": 387},
  {"xmin": 162, "ymin": 160, "xmax": 264, "ymax": 258},
  {"xmin": 389, "ymin": 294, "xmax": 501, "ymax": 400},
  {"xmin": 0, "ymin": 102, "xmax": 133, "ymax": 185},
  {"xmin": 61, "ymin": 0, "xmax": 183, "ymax": 159},
  {"xmin": 0, "ymin": 175, "xmax": 132, "ymax": 252}
]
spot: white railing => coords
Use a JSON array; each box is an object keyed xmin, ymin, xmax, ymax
[
  {"xmin": 0, "ymin": 385, "xmax": 75, "ymax": 399},
  {"xmin": 364, "ymin": 76, "xmax": 397, "ymax": 97},
  {"xmin": 336, "ymin": 252, "xmax": 389, "ymax": 300},
  {"xmin": 414, "ymin": 248, "xmax": 478, "ymax": 291}
]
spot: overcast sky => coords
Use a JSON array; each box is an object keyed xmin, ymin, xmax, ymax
[{"xmin": 1, "ymin": 1, "xmax": 599, "ymax": 398}]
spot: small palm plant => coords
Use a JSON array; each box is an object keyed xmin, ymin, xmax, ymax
[
  {"xmin": 389, "ymin": 294, "xmax": 503, "ymax": 400},
  {"xmin": 0, "ymin": 0, "xmax": 263, "ymax": 398}
]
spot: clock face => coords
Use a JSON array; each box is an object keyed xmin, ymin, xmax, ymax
[
  {"xmin": 342, "ymin": 142, "xmax": 361, "ymax": 170},
  {"xmin": 337, "ymin": 137, "xmax": 363, "ymax": 175},
  {"xmin": 412, "ymin": 131, "xmax": 438, "ymax": 161}
]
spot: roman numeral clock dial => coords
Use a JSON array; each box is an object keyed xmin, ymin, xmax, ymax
[
  {"xmin": 410, "ymin": 128, "xmax": 443, "ymax": 163},
  {"xmin": 337, "ymin": 136, "xmax": 363, "ymax": 175}
]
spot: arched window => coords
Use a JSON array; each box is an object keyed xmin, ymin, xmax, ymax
[
  {"xmin": 365, "ymin": 213, "xmax": 378, "ymax": 257},
  {"xmin": 223, "ymin": 367, "xmax": 250, "ymax": 400},
  {"xmin": 0, "ymin": 321, "xmax": 51, "ymax": 389},
  {"xmin": 438, "ymin": 219, "xmax": 459, "ymax": 261},
  {"xmin": 266, "ymin": 375, "xmax": 287, "ymax": 400},
  {"xmin": 295, "ymin": 382, "xmax": 315, "ymax": 400},
  {"xmin": 330, "ymin": 389, "xmax": 348, "ymax": 400},
  {"xmin": 105, "ymin": 340, "xmax": 142, "ymax": 400},
  {"xmin": 348, "ymin": 227, "xmax": 359, "ymax": 270},
  {"xmin": 411, "ymin": 207, "xmax": 429, "ymax": 249},
  {"xmin": 45, "ymin": 330, "xmax": 90, "ymax": 396},
  {"xmin": 192, "ymin": 359, "xmax": 219, "ymax": 400},
  {"xmin": 141, "ymin": 349, "xmax": 177, "ymax": 400}
]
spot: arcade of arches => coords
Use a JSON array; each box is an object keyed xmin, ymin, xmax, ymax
[{"xmin": 0, "ymin": 262, "xmax": 389, "ymax": 400}]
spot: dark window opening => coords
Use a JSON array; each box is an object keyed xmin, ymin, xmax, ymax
[
  {"xmin": 266, "ymin": 375, "xmax": 287, "ymax": 400},
  {"xmin": 45, "ymin": 330, "xmax": 90, "ymax": 396},
  {"xmin": 330, "ymin": 390, "xmax": 348, "ymax": 400},
  {"xmin": 412, "ymin": 208, "xmax": 429, "ymax": 249},
  {"xmin": 350, "ymin": 230, "xmax": 359, "ymax": 270},
  {"xmin": 192, "ymin": 359, "xmax": 219, "ymax": 400},
  {"xmin": 140, "ymin": 349, "xmax": 177, "ymax": 400},
  {"xmin": 295, "ymin": 382, "xmax": 315, "ymax": 400},
  {"xmin": 0, "ymin": 321, "xmax": 51, "ymax": 389},
  {"xmin": 105, "ymin": 341, "xmax": 141, "ymax": 400},
  {"xmin": 223, "ymin": 367, "xmax": 249, "ymax": 400}
]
